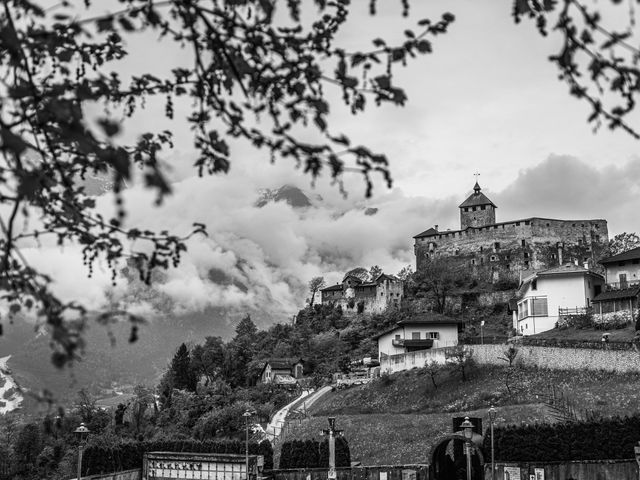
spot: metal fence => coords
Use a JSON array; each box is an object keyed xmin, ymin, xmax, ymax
[{"xmin": 268, "ymin": 465, "xmax": 429, "ymax": 480}]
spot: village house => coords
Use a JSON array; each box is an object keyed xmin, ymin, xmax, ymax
[
  {"xmin": 375, "ymin": 314, "xmax": 462, "ymax": 360},
  {"xmin": 513, "ymin": 263, "xmax": 605, "ymax": 336},
  {"xmin": 259, "ymin": 358, "xmax": 304, "ymax": 385},
  {"xmin": 592, "ymin": 246, "xmax": 640, "ymax": 320},
  {"xmin": 413, "ymin": 182, "xmax": 609, "ymax": 279},
  {"xmin": 320, "ymin": 272, "xmax": 403, "ymax": 314}
]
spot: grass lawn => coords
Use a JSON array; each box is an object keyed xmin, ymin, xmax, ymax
[
  {"xmin": 278, "ymin": 364, "xmax": 640, "ymax": 465},
  {"xmin": 280, "ymin": 404, "xmax": 549, "ymax": 466},
  {"xmin": 528, "ymin": 325, "xmax": 636, "ymax": 342}
]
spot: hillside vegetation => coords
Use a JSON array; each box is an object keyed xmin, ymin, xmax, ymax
[{"xmin": 282, "ymin": 364, "xmax": 640, "ymax": 465}]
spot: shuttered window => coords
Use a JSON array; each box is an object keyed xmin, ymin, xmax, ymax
[{"xmin": 532, "ymin": 297, "xmax": 548, "ymax": 316}]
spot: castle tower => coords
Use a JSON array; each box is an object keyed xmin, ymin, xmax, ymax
[{"xmin": 459, "ymin": 182, "xmax": 497, "ymax": 229}]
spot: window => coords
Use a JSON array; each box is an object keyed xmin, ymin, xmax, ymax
[
  {"xmin": 519, "ymin": 300, "xmax": 529, "ymax": 319},
  {"xmin": 494, "ymin": 242, "xmax": 500, "ymax": 250},
  {"xmin": 531, "ymin": 279, "xmax": 537, "ymax": 291},
  {"xmin": 490, "ymin": 255, "xmax": 497, "ymax": 261},
  {"xmin": 472, "ymin": 206, "xmax": 477, "ymax": 211},
  {"xmin": 412, "ymin": 332, "xmax": 421, "ymax": 340},
  {"xmin": 429, "ymin": 332, "xmax": 440, "ymax": 339},
  {"xmin": 525, "ymin": 220, "xmax": 531, "ymax": 226},
  {"xmin": 532, "ymin": 297, "xmax": 548, "ymax": 316},
  {"xmin": 521, "ymin": 239, "xmax": 526, "ymax": 247},
  {"xmin": 395, "ymin": 334, "xmax": 401, "ymax": 340},
  {"xmin": 471, "ymin": 259, "xmax": 476, "ymax": 265},
  {"xmin": 546, "ymin": 223, "xmax": 550, "ymax": 227},
  {"xmin": 524, "ymin": 252, "xmax": 529, "ymax": 259},
  {"xmin": 524, "ymin": 261, "xmax": 530, "ymax": 268},
  {"xmin": 515, "ymin": 222, "xmax": 520, "ymax": 226},
  {"xmin": 634, "ymin": 260, "xmax": 640, "ymax": 265},
  {"xmin": 455, "ymin": 249, "xmax": 460, "ymax": 255},
  {"xmin": 480, "ymin": 246, "xmax": 483, "ymax": 253},
  {"xmin": 481, "ymin": 205, "xmax": 486, "ymax": 210}
]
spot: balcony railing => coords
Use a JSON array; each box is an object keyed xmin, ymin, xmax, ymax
[
  {"xmin": 558, "ymin": 307, "xmax": 593, "ymax": 316},
  {"xmin": 604, "ymin": 280, "xmax": 640, "ymax": 291},
  {"xmin": 392, "ymin": 338, "xmax": 434, "ymax": 349}
]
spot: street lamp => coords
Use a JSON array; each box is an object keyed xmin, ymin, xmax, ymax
[
  {"xmin": 321, "ymin": 417, "xmax": 343, "ymax": 480},
  {"xmin": 488, "ymin": 406, "xmax": 497, "ymax": 480},
  {"xmin": 74, "ymin": 422, "xmax": 90, "ymax": 480},
  {"xmin": 243, "ymin": 410, "xmax": 254, "ymax": 480},
  {"xmin": 460, "ymin": 417, "xmax": 474, "ymax": 480}
]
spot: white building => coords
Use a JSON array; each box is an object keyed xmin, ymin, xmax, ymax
[
  {"xmin": 375, "ymin": 314, "xmax": 462, "ymax": 360},
  {"xmin": 513, "ymin": 263, "xmax": 605, "ymax": 336}
]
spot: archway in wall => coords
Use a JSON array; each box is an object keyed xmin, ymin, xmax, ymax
[{"xmin": 429, "ymin": 434, "xmax": 484, "ymax": 480}]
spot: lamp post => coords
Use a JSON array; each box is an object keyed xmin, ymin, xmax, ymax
[
  {"xmin": 488, "ymin": 406, "xmax": 497, "ymax": 480},
  {"xmin": 74, "ymin": 423, "xmax": 90, "ymax": 480},
  {"xmin": 460, "ymin": 417, "xmax": 474, "ymax": 480},
  {"xmin": 243, "ymin": 410, "xmax": 254, "ymax": 480},
  {"xmin": 321, "ymin": 417, "xmax": 343, "ymax": 480}
]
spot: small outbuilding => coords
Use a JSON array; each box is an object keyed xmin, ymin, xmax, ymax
[{"xmin": 259, "ymin": 358, "xmax": 304, "ymax": 384}]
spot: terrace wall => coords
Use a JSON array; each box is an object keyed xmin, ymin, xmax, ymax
[
  {"xmin": 380, "ymin": 344, "xmax": 640, "ymax": 374},
  {"xmin": 492, "ymin": 460, "xmax": 637, "ymax": 480}
]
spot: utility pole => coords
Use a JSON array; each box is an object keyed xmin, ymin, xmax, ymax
[{"xmin": 321, "ymin": 417, "xmax": 343, "ymax": 480}]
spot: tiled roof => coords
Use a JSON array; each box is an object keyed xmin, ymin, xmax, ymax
[
  {"xmin": 265, "ymin": 358, "xmax": 303, "ymax": 369},
  {"xmin": 374, "ymin": 313, "xmax": 462, "ymax": 339},
  {"xmin": 413, "ymin": 227, "xmax": 439, "ymax": 239},
  {"xmin": 592, "ymin": 286, "xmax": 640, "ymax": 302},
  {"xmin": 459, "ymin": 191, "xmax": 497, "ymax": 208},
  {"xmin": 320, "ymin": 284, "xmax": 342, "ymax": 292},
  {"xmin": 600, "ymin": 246, "xmax": 640, "ymax": 265}
]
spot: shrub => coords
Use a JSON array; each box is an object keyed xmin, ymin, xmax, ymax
[
  {"xmin": 594, "ymin": 311, "xmax": 632, "ymax": 330},
  {"xmin": 486, "ymin": 414, "xmax": 640, "ymax": 461},
  {"xmin": 379, "ymin": 372, "xmax": 393, "ymax": 386}
]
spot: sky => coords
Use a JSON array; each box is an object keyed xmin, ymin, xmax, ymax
[{"xmin": 17, "ymin": 1, "xmax": 640, "ymax": 328}]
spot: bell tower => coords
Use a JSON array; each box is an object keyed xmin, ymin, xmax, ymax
[{"xmin": 459, "ymin": 181, "xmax": 497, "ymax": 229}]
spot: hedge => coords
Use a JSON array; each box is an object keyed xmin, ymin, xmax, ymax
[
  {"xmin": 83, "ymin": 439, "xmax": 273, "ymax": 476},
  {"xmin": 279, "ymin": 437, "xmax": 350, "ymax": 469},
  {"xmin": 484, "ymin": 415, "xmax": 640, "ymax": 462}
]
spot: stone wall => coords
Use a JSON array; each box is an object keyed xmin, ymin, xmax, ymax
[
  {"xmin": 460, "ymin": 204, "xmax": 496, "ymax": 229},
  {"xmin": 380, "ymin": 344, "xmax": 640, "ymax": 374},
  {"xmin": 414, "ymin": 218, "xmax": 609, "ymax": 277}
]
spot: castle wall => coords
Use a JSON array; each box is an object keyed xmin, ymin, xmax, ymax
[{"xmin": 414, "ymin": 218, "xmax": 609, "ymax": 278}]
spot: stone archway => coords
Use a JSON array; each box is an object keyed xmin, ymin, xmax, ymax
[{"xmin": 429, "ymin": 433, "xmax": 485, "ymax": 480}]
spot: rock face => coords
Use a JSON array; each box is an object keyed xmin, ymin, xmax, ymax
[{"xmin": 255, "ymin": 185, "xmax": 313, "ymax": 208}]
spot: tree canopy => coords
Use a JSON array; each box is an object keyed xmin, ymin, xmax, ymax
[{"xmin": 0, "ymin": 0, "xmax": 637, "ymax": 368}]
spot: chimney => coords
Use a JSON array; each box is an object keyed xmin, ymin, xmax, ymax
[
  {"xmin": 434, "ymin": 225, "xmax": 439, "ymax": 231},
  {"xmin": 583, "ymin": 261, "xmax": 589, "ymax": 269}
]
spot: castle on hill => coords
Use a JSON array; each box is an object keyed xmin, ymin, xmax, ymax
[{"xmin": 413, "ymin": 182, "xmax": 609, "ymax": 279}]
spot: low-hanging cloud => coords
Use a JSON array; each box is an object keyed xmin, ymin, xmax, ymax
[{"xmin": 15, "ymin": 153, "xmax": 639, "ymax": 331}]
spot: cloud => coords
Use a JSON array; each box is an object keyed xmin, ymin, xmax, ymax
[
  {"xmin": 14, "ymin": 152, "xmax": 640, "ymax": 332},
  {"xmin": 493, "ymin": 155, "xmax": 640, "ymax": 235}
]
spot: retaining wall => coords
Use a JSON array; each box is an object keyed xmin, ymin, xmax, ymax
[{"xmin": 380, "ymin": 344, "xmax": 640, "ymax": 374}]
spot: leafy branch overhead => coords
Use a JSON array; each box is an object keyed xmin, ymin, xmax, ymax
[
  {"xmin": 513, "ymin": 0, "xmax": 640, "ymax": 139},
  {"xmin": 0, "ymin": 0, "xmax": 454, "ymax": 367}
]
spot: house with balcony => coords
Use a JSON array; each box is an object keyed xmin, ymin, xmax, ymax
[
  {"xmin": 592, "ymin": 246, "xmax": 640, "ymax": 320},
  {"xmin": 375, "ymin": 314, "xmax": 462, "ymax": 360},
  {"xmin": 513, "ymin": 263, "xmax": 605, "ymax": 336}
]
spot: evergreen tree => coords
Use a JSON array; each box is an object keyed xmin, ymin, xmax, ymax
[{"xmin": 169, "ymin": 343, "xmax": 197, "ymax": 392}]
